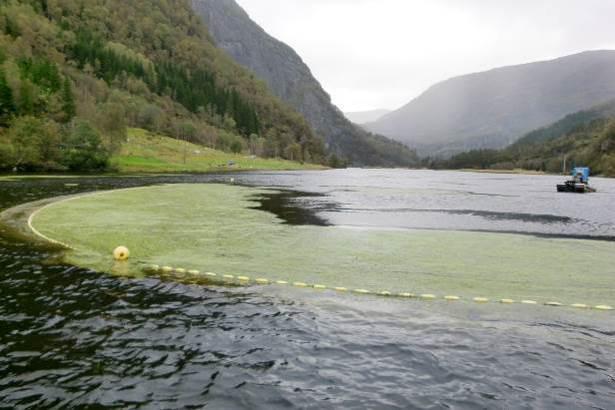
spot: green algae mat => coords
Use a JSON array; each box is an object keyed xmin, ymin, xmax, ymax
[{"xmin": 29, "ymin": 184, "xmax": 615, "ymax": 308}]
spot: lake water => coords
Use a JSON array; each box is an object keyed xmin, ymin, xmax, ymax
[{"xmin": 1, "ymin": 170, "xmax": 614, "ymax": 409}]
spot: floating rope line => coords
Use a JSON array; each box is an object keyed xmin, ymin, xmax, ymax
[{"xmin": 144, "ymin": 264, "xmax": 614, "ymax": 312}]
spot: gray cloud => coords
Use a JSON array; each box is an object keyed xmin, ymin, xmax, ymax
[{"xmin": 235, "ymin": 0, "xmax": 615, "ymax": 111}]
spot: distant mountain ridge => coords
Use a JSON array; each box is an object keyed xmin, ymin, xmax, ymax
[
  {"xmin": 436, "ymin": 98, "xmax": 615, "ymax": 176},
  {"xmin": 191, "ymin": 0, "xmax": 418, "ymax": 166},
  {"xmin": 345, "ymin": 109, "xmax": 391, "ymax": 125},
  {"xmin": 366, "ymin": 50, "xmax": 615, "ymax": 157}
]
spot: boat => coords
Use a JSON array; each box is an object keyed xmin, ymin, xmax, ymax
[{"xmin": 556, "ymin": 167, "xmax": 596, "ymax": 193}]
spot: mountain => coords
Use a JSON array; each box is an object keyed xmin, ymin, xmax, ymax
[
  {"xmin": 191, "ymin": 0, "xmax": 418, "ymax": 167},
  {"xmin": 345, "ymin": 109, "xmax": 391, "ymax": 125},
  {"xmin": 0, "ymin": 0, "xmax": 326, "ymax": 172},
  {"xmin": 511, "ymin": 99, "xmax": 615, "ymax": 149},
  {"xmin": 435, "ymin": 99, "xmax": 615, "ymax": 176},
  {"xmin": 367, "ymin": 50, "xmax": 615, "ymax": 157}
]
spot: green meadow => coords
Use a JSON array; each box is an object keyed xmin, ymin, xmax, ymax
[{"xmin": 111, "ymin": 128, "xmax": 326, "ymax": 173}]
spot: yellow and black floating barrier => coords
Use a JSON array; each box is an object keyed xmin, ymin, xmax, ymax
[
  {"xmin": 143, "ymin": 264, "xmax": 613, "ymax": 312},
  {"xmin": 571, "ymin": 303, "xmax": 589, "ymax": 309}
]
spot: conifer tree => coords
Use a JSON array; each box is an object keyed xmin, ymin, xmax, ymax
[
  {"xmin": 18, "ymin": 80, "xmax": 35, "ymax": 115},
  {"xmin": 61, "ymin": 77, "xmax": 76, "ymax": 122},
  {"xmin": 0, "ymin": 70, "xmax": 15, "ymax": 127}
]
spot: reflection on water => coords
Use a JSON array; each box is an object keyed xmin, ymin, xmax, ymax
[
  {"xmin": 1, "ymin": 170, "xmax": 615, "ymax": 409},
  {"xmin": 249, "ymin": 190, "xmax": 333, "ymax": 226}
]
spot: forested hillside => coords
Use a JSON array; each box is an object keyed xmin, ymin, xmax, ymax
[
  {"xmin": 0, "ymin": 0, "xmax": 325, "ymax": 172},
  {"xmin": 192, "ymin": 0, "xmax": 419, "ymax": 167},
  {"xmin": 430, "ymin": 100, "xmax": 615, "ymax": 176}
]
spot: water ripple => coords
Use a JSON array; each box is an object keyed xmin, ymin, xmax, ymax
[{"xmin": 1, "ymin": 172, "xmax": 614, "ymax": 409}]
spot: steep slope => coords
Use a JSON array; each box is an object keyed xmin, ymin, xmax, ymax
[
  {"xmin": 510, "ymin": 99, "xmax": 615, "ymax": 149},
  {"xmin": 437, "ymin": 99, "xmax": 615, "ymax": 175},
  {"xmin": 0, "ymin": 0, "xmax": 325, "ymax": 172},
  {"xmin": 191, "ymin": 0, "xmax": 418, "ymax": 167},
  {"xmin": 367, "ymin": 51, "xmax": 615, "ymax": 157},
  {"xmin": 345, "ymin": 109, "xmax": 391, "ymax": 125}
]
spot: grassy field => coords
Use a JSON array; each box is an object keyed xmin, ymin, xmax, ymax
[{"xmin": 111, "ymin": 128, "xmax": 326, "ymax": 173}]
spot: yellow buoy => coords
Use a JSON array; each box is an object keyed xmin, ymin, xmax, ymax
[
  {"xmin": 420, "ymin": 294, "xmax": 436, "ymax": 300},
  {"xmin": 113, "ymin": 246, "xmax": 130, "ymax": 261},
  {"xmin": 255, "ymin": 278, "xmax": 270, "ymax": 284},
  {"xmin": 473, "ymin": 297, "xmax": 489, "ymax": 303},
  {"xmin": 500, "ymin": 299, "xmax": 515, "ymax": 304},
  {"xmin": 444, "ymin": 296, "xmax": 460, "ymax": 301}
]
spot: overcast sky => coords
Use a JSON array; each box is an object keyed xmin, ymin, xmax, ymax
[{"xmin": 234, "ymin": 0, "xmax": 615, "ymax": 112}]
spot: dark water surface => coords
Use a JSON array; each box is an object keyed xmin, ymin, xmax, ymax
[{"xmin": 1, "ymin": 170, "xmax": 614, "ymax": 409}]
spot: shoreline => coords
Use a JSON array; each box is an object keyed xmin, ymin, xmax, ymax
[{"xmin": 3, "ymin": 167, "xmax": 612, "ymax": 181}]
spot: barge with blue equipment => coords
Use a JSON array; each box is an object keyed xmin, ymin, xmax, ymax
[{"xmin": 557, "ymin": 167, "xmax": 596, "ymax": 193}]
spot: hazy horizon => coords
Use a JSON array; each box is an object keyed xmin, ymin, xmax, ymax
[{"xmin": 235, "ymin": 0, "xmax": 615, "ymax": 112}]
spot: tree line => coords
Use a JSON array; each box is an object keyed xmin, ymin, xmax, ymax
[
  {"xmin": 427, "ymin": 108, "xmax": 615, "ymax": 177},
  {"xmin": 69, "ymin": 32, "xmax": 261, "ymax": 137}
]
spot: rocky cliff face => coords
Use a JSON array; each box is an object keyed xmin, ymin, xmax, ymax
[
  {"xmin": 191, "ymin": 0, "xmax": 417, "ymax": 166},
  {"xmin": 366, "ymin": 50, "xmax": 615, "ymax": 157}
]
